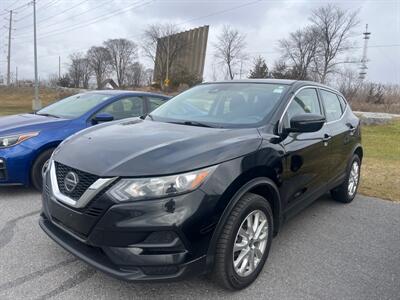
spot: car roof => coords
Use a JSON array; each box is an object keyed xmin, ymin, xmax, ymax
[
  {"xmin": 202, "ymin": 79, "xmax": 339, "ymax": 92},
  {"xmin": 84, "ymin": 90, "xmax": 168, "ymax": 97}
]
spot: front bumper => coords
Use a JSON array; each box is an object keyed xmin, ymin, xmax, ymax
[
  {"xmin": 39, "ymin": 215, "xmax": 207, "ymax": 281},
  {"xmin": 0, "ymin": 145, "xmax": 34, "ymax": 186},
  {"xmin": 40, "ymin": 166, "xmax": 218, "ymax": 281}
]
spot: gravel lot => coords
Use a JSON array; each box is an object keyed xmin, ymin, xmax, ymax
[{"xmin": 0, "ymin": 187, "xmax": 399, "ymax": 300}]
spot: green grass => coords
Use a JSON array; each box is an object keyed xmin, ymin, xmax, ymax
[{"xmin": 359, "ymin": 120, "xmax": 400, "ymax": 202}]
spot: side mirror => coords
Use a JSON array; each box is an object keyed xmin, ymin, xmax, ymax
[
  {"xmin": 92, "ymin": 112, "xmax": 114, "ymax": 124},
  {"xmin": 287, "ymin": 114, "xmax": 326, "ymax": 133}
]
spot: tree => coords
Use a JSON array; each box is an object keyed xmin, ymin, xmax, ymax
[
  {"xmin": 214, "ymin": 25, "xmax": 247, "ymax": 80},
  {"xmin": 248, "ymin": 56, "xmax": 269, "ymax": 79},
  {"xmin": 58, "ymin": 74, "xmax": 71, "ymax": 88},
  {"xmin": 126, "ymin": 62, "xmax": 146, "ymax": 87},
  {"xmin": 104, "ymin": 38, "xmax": 138, "ymax": 87},
  {"xmin": 68, "ymin": 53, "xmax": 84, "ymax": 88},
  {"xmin": 142, "ymin": 23, "xmax": 188, "ymax": 83},
  {"xmin": 278, "ymin": 26, "xmax": 319, "ymax": 80},
  {"xmin": 68, "ymin": 53, "xmax": 91, "ymax": 88},
  {"xmin": 87, "ymin": 46, "xmax": 111, "ymax": 89},
  {"xmin": 310, "ymin": 4, "xmax": 359, "ymax": 83}
]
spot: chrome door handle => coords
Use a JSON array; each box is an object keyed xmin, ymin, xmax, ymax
[{"xmin": 322, "ymin": 134, "xmax": 331, "ymax": 146}]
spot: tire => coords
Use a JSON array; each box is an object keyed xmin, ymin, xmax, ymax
[
  {"xmin": 331, "ymin": 154, "xmax": 361, "ymax": 203},
  {"xmin": 211, "ymin": 192, "xmax": 273, "ymax": 290},
  {"xmin": 31, "ymin": 148, "xmax": 54, "ymax": 191}
]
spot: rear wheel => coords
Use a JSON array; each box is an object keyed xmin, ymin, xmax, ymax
[
  {"xmin": 31, "ymin": 148, "xmax": 54, "ymax": 191},
  {"xmin": 211, "ymin": 192, "xmax": 273, "ymax": 290},
  {"xmin": 331, "ymin": 154, "xmax": 361, "ymax": 203}
]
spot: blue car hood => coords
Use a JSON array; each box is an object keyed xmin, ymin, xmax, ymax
[{"xmin": 0, "ymin": 114, "xmax": 69, "ymax": 135}]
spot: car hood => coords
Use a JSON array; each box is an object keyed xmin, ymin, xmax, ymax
[
  {"xmin": 54, "ymin": 119, "xmax": 262, "ymax": 177},
  {"xmin": 0, "ymin": 114, "xmax": 69, "ymax": 135}
]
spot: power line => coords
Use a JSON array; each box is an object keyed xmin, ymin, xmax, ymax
[
  {"xmin": 19, "ymin": 0, "xmax": 153, "ymax": 40},
  {"xmin": 16, "ymin": 0, "xmax": 107, "ymax": 33}
]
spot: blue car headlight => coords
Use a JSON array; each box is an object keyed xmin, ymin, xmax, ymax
[{"xmin": 0, "ymin": 132, "xmax": 39, "ymax": 148}]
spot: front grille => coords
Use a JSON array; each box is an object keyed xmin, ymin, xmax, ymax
[
  {"xmin": 0, "ymin": 159, "xmax": 6, "ymax": 180},
  {"xmin": 55, "ymin": 162, "xmax": 99, "ymax": 200}
]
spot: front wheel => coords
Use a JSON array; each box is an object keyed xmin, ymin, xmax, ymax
[
  {"xmin": 31, "ymin": 148, "xmax": 54, "ymax": 191},
  {"xmin": 211, "ymin": 192, "xmax": 273, "ymax": 290},
  {"xmin": 331, "ymin": 154, "xmax": 361, "ymax": 203}
]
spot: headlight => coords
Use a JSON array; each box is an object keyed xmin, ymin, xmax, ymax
[
  {"xmin": 107, "ymin": 166, "xmax": 217, "ymax": 202},
  {"xmin": 0, "ymin": 132, "xmax": 39, "ymax": 148}
]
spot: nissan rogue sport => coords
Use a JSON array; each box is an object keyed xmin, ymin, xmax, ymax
[{"xmin": 40, "ymin": 79, "xmax": 362, "ymax": 290}]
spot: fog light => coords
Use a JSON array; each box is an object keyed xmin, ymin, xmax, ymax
[{"xmin": 128, "ymin": 247, "xmax": 143, "ymax": 255}]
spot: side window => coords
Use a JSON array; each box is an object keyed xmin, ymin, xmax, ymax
[
  {"xmin": 148, "ymin": 97, "xmax": 168, "ymax": 112},
  {"xmin": 338, "ymin": 95, "xmax": 347, "ymax": 112},
  {"xmin": 320, "ymin": 90, "xmax": 343, "ymax": 122},
  {"xmin": 284, "ymin": 88, "xmax": 321, "ymax": 128},
  {"xmin": 99, "ymin": 97, "xmax": 144, "ymax": 120}
]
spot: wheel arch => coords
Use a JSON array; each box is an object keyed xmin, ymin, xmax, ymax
[
  {"xmin": 353, "ymin": 144, "xmax": 363, "ymax": 162},
  {"xmin": 29, "ymin": 141, "xmax": 62, "ymax": 185},
  {"xmin": 206, "ymin": 175, "xmax": 282, "ymax": 271}
]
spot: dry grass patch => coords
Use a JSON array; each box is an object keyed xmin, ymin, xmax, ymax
[
  {"xmin": 359, "ymin": 120, "xmax": 400, "ymax": 202},
  {"xmin": 0, "ymin": 86, "xmax": 76, "ymax": 115}
]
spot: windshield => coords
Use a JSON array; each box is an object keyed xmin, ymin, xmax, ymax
[
  {"xmin": 37, "ymin": 93, "xmax": 112, "ymax": 119},
  {"xmin": 150, "ymin": 83, "xmax": 289, "ymax": 127}
]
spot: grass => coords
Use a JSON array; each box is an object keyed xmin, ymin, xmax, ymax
[
  {"xmin": 0, "ymin": 86, "xmax": 75, "ymax": 115},
  {"xmin": 0, "ymin": 87, "xmax": 399, "ymax": 201},
  {"xmin": 359, "ymin": 120, "xmax": 400, "ymax": 202}
]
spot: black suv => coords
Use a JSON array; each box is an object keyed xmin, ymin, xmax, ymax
[{"xmin": 40, "ymin": 80, "xmax": 362, "ymax": 290}]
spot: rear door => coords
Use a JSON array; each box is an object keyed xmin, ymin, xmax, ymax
[
  {"xmin": 280, "ymin": 88, "xmax": 332, "ymax": 212},
  {"xmin": 319, "ymin": 89, "xmax": 351, "ymax": 183}
]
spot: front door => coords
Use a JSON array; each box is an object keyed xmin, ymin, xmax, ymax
[{"xmin": 279, "ymin": 88, "xmax": 332, "ymax": 214}]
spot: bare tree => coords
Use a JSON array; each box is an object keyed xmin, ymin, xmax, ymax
[
  {"xmin": 126, "ymin": 62, "xmax": 146, "ymax": 87},
  {"xmin": 214, "ymin": 25, "xmax": 247, "ymax": 80},
  {"xmin": 104, "ymin": 38, "xmax": 138, "ymax": 87},
  {"xmin": 87, "ymin": 46, "xmax": 111, "ymax": 89},
  {"xmin": 68, "ymin": 53, "xmax": 92, "ymax": 88},
  {"xmin": 248, "ymin": 56, "xmax": 269, "ymax": 79},
  {"xmin": 68, "ymin": 53, "xmax": 84, "ymax": 88},
  {"xmin": 80, "ymin": 57, "xmax": 91, "ymax": 89},
  {"xmin": 311, "ymin": 4, "xmax": 359, "ymax": 83},
  {"xmin": 278, "ymin": 26, "xmax": 319, "ymax": 80},
  {"xmin": 142, "ymin": 23, "xmax": 188, "ymax": 83}
]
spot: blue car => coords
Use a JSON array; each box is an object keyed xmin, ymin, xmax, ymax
[{"xmin": 0, "ymin": 90, "xmax": 169, "ymax": 190}]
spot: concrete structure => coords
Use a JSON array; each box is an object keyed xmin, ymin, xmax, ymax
[{"xmin": 154, "ymin": 25, "xmax": 209, "ymax": 84}]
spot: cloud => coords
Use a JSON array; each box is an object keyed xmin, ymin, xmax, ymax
[{"xmin": 1, "ymin": 0, "xmax": 399, "ymax": 84}]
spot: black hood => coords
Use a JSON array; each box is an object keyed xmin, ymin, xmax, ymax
[{"xmin": 54, "ymin": 119, "xmax": 262, "ymax": 177}]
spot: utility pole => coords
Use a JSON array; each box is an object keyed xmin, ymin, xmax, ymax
[
  {"xmin": 359, "ymin": 24, "xmax": 371, "ymax": 80},
  {"xmin": 58, "ymin": 56, "xmax": 61, "ymax": 79},
  {"xmin": 33, "ymin": 0, "xmax": 41, "ymax": 110},
  {"xmin": 7, "ymin": 10, "xmax": 13, "ymax": 86}
]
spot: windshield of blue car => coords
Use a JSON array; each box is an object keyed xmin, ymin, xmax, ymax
[
  {"xmin": 36, "ymin": 93, "xmax": 113, "ymax": 119},
  {"xmin": 150, "ymin": 83, "xmax": 289, "ymax": 128}
]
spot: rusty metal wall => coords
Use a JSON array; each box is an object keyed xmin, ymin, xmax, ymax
[{"xmin": 153, "ymin": 25, "xmax": 209, "ymax": 83}]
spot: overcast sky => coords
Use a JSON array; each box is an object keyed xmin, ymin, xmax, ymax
[{"xmin": 0, "ymin": 0, "xmax": 399, "ymax": 84}]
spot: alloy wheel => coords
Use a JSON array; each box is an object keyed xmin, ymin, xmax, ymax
[
  {"xmin": 348, "ymin": 161, "xmax": 360, "ymax": 197},
  {"xmin": 233, "ymin": 210, "xmax": 268, "ymax": 277}
]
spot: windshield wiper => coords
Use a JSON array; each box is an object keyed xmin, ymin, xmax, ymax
[
  {"xmin": 170, "ymin": 120, "xmax": 216, "ymax": 128},
  {"xmin": 36, "ymin": 113, "xmax": 61, "ymax": 118}
]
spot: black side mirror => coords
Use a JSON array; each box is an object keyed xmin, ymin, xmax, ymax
[
  {"xmin": 92, "ymin": 112, "xmax": 114, "ymax": 124},
  {"xmin": 287, "ymin": 114, "xmax": 326, "ymax": 133}
]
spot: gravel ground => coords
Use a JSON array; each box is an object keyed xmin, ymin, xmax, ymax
[{"xmin": 0, "ymin": 187, "xmax": 399, "ymax": 300}]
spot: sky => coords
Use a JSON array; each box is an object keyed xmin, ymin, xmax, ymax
[{"xmin": 0, "ymin": 0, "xmax": 399, "ymax": 85}]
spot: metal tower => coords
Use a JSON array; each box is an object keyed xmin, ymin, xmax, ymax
[{"xmin": 359, "ymin": 24, "xmax": 371, "ymax": 80}]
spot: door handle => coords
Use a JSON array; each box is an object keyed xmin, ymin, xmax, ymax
[
  {"xmin": 347, "ymin": 124, "xmax": 357, "ymax": 135},
  {"xmin": 322, "ymin": 134, "xmax": 332, "ymax": 142},
  {"xmin": 322, "ymin": 134, "xmax": 331, "ymax": 146}
]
